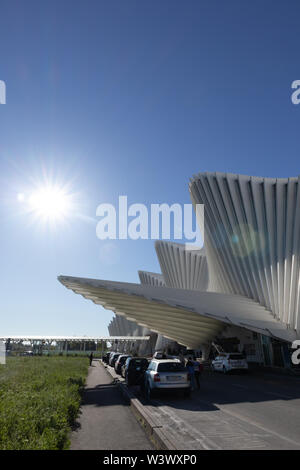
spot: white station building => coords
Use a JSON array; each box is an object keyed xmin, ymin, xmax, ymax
[{"xmin": 58, "ymin": 172, "xmax": 300, "ymax": 368}]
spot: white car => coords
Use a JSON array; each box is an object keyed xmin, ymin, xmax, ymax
[
  {"xmin": 211, "ymin": 353, "xmax": 248, "ymax": 374},
  {"xmin": 144, "ymin": 359, "xmax": 191, "ymax": 398}
]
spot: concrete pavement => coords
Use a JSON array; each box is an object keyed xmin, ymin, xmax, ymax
[
  {"xmin": 139, "ymin": 370, "xmax": 300, "ymax": 449},
  {"xmin": 70, "ymin": 360, "xmax": 154, "ymax": 450}
]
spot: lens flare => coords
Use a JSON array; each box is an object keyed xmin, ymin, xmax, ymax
[{"xmin": 28, "ymin": 185, "xmax": 72, "ymax": 222}]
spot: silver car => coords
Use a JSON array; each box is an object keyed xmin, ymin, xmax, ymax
[{"xmin": 144, "ymin": 359, "xmax": 191, "ymax": 398}]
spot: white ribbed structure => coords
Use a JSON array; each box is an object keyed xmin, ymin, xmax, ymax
[
  {"xmin": 139, "ymin": 268, "xmax": 176, "ymax": 353},
  {"xmin": 155, "ymin": 241, "xmax": 209, "ymax": 291},
  {"xmin": 108, "ymin": 314, "xmax": 144, "ymax": 337},
  {"xmin": 138, "ymin": 271, "xmax": 165, "ymax": 287},
  {"xmin": 58, "ymin": 275, "xmax": 298, "ymax": 348},
  {"xmin": 190, "ymin": 172, "xmax": 300, "ymax": 335},
  {"xmin": 108, "ymin": 312, "xmax": 152, "ymax": 353}
]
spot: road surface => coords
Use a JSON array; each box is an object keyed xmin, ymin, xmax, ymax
[{"xmin": 139, "ymin": 368, "xmax": 300, "ymax": 449}]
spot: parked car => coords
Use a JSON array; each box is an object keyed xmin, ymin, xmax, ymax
[
  {"xmin": 108, "ymin": 352, "xmax": 117, "ymax": 366},
  {"xmin": 124, "ymin": 357, "xmax": 149, "ymax": 386},
  {"xmin": 106, "ymin": 351, "xmax": 116, "ymax": 364},
  {"xmin": 211, "ymin": 353, "xmax": 248, "ymax": 373},
  {"xmin": 110, "ymin": 352, "xmax": 121, "ymax": 367},
  {"xmin": 115, "ymin": 354, "xmax": 131, "ymax": 375},
  {"xmin": 121, "ymin": 357, "xmax": 130, "ymax": 378},
  {"xmin": 102, "ymin": 352, "xmax": 110, "ymax": 364},
  {"xmin": 144, "ymin": 359, "xmax": 191, "ymax": 399}
]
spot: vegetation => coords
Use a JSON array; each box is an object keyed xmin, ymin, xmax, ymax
[{"xmin": 0, "ymin": 356, "xmax": 89, "ymax": 450}]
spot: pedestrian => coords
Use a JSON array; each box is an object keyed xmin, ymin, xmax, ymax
[
  {"xmin": 89, "ymin": 351, "xmax": 93, "ymax": 366},
  {"xmin": 186, "ymin": 356, "xmax": 196, "ymax": 390},
  {"xmin": 193, "ymin": 359, "xmax": 203, "ymax": 389}
]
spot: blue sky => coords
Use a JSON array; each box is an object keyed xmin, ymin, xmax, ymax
[{"xmin": 1, "ymin": 0, "xmax": 300, "ymax": 335}]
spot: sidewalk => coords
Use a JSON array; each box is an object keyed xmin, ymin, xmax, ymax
[{"xmin": 70, "ymin": 360, "xmax": 153, "ymax": 450}]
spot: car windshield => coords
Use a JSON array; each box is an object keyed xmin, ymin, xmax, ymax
[
  {"xmin": 229, "ymin": 354, "xmax": 244, "ymax": 360},
  {"xmin": 157, "ymin": 362, "xmax": 186, "ymax": 372}
]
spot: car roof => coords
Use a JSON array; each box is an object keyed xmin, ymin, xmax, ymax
[
  {"xmin": 151, "ymin": 359, "xmax": 181, "ymax": 363},
  {"xmin": 130, "ymin": 357, "xmax": 148, "ymax": 360}
]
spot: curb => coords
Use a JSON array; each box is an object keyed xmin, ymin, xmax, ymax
[{"xmin": 102, "ymin": 362, "xmax": 178, "ymax": 450}]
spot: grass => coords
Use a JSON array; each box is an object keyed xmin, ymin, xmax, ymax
[{"xmin": 0, "ymin": 356, "xmax": 89, "ymax": 450}]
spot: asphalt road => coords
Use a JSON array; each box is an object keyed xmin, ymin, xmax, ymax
[
  {"xmin": 70, "ymin": 360, "xmax": 153, "ymax": 450},
  {"xmin": 138, "ymin": 369, "xmax": 300, "ymax": 450}
]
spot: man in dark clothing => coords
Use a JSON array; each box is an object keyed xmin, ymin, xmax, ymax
[
  {"xmin": 186, "ymin": 357, "xmax": 196, "ymax": 390},
  {"xmin": 193, "ymin": 360, "xmax": 203, "ymax": 389},
  {"xmin": 89, "ymin": 352, "xmax": 93, "ymax": 366}
]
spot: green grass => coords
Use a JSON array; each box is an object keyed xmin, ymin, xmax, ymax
[{"xmin": 0, "ymin": 356, "xmax": 89, "ymax": 450}]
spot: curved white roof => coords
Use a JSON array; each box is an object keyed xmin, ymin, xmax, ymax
[{"xmin": 58, "ymin": 275, "xmax": 297, "ymax": 348}]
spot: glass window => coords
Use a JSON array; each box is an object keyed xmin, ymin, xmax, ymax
[
  {"xmin": 157, "ymin": 362, "xmax": 186, "ymax": 372},
  {"xmin": 228, "ymin": 354, "xmax": 244, "ymax": 360}
]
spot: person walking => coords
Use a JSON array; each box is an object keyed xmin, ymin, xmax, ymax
[
  {"xmin": 186, "ymin": 357, "xmax": 196, "ymax": 391},
  {"xmin": 193, "ymin": 359, "xmax": 203, "ymax": 389},
  {"xmin": 89, "ymin": 352, "xmax": 93, "ymax": 366}
]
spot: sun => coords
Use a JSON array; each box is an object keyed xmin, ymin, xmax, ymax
[{"xmin": 27, "ymin": 184, "xmax": 73, "ymax": 222}]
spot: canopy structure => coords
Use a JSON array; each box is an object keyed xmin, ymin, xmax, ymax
[
  {"xmin": 0, "ymin": 335, "xmax": 149, "ymax": 342},
  {"xmin": 58, "ymin": 275, "xmax": 297, "ymax": 349}
]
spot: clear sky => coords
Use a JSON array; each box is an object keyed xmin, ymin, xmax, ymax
[{"xmin": 1, "ymin": 0, "xmax": 300, "ymax": 336}]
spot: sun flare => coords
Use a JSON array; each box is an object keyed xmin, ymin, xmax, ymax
[
  {"xmin": 18, "ymin": 183, "xmax": 75, "ymax": 225},
  {"xmin": 28, "ymin": 185, "xmax": 72, "ymax": 222}
]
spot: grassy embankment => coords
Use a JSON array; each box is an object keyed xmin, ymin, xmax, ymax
[{"xmin": 0, "ymin": 356, "xmax": 89, "ymax": 450}]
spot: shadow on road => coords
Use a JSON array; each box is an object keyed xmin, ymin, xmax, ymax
[
  {"xmin": 82, "ymin": 383, "xmax": 129, "ymax": 407},
  {"xmin": 128, "ymin": 370, "xmax": 300, "ymax": 413}
]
